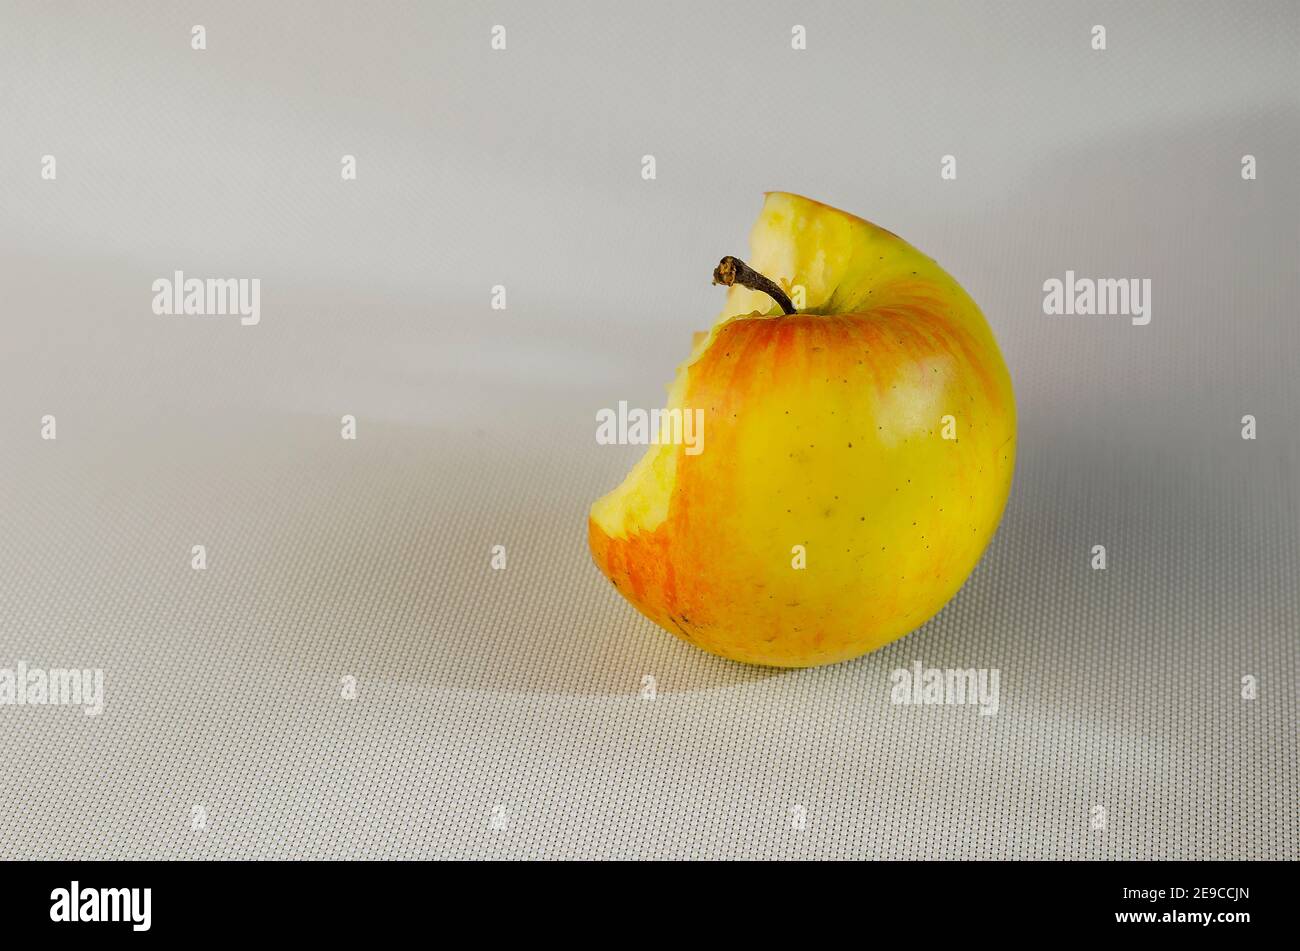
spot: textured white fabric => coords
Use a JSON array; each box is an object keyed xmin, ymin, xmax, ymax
[{"xmin": 0, "ymin": 1, "xmax": 1296, "ymax": 859}]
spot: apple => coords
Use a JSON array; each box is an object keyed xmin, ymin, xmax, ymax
[{"xmin": 589, "ymin": 193, "xmax": 1016, "ymax": 667}]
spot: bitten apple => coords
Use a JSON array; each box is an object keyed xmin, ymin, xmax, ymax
[{"xmin": 590, "ymin": 193, "xmax": 1015, "ymax": 667}]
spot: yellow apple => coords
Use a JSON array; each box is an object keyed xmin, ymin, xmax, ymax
[{"xmin": 590, "ymin": 193, "xmax": 1016, "ymax": 667}]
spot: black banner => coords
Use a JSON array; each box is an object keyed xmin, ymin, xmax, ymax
[{"xmin": 0, "ymin": 859, "xmax": 1283, "ymax": 938}]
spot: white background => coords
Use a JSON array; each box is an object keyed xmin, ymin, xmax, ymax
[{"xmin": 1, "ymin": 1, "xmax": 1296, "ymax": 858}]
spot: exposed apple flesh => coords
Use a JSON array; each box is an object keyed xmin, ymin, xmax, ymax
[{"xmin": 590, "ymin": 193, "xmax": 1016, "ymax": 667}]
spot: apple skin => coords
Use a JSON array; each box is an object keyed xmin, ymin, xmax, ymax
[{"xmin": 590, "ymin": 194, "xmax": 1015, "ymax": 667}]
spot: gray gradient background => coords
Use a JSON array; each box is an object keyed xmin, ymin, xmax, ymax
[{"xmin": 1, "ymin": 1, "xmax": 1297, "ymax": 859}]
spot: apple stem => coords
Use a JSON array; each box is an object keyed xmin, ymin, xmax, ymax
[{"xmin": 711, "ymin": 256, "xmax": 796, "ymax": 315}]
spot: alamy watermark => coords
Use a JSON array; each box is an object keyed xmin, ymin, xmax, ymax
[
  {"xmin": 890, "ymin": 660, "xmax": 1000, "ymax": 716},
  {"xmin": 152, "ymin": 270, "xmax": 260, "ymax": 326},
  {"xmin": 596, "ymin": 401, "xmax": 704, "ymax": 455},
  {"xmin": 1042, "ymin": 270, "xmax": 1150, "ymax": 326},
  {"xmin": 50, "ymin": 882, "xmax": 150, "ymax": 931},
  {"xmin": 0, "ymin": 661, "xmax": 104, "ymax": 716}
]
